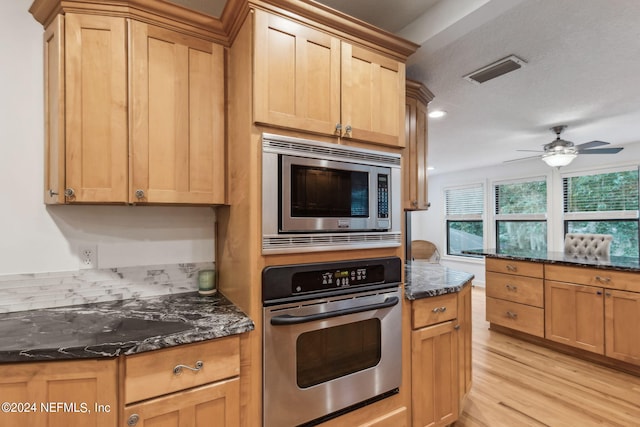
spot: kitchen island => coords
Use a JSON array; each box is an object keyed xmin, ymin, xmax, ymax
[
  {"xmin": 404, "ymin": 261, "xmax": 474, "ymax": 427},
  {"xmin": 471, "ymin": 249, "xmax": 640, "ymax": 375}
]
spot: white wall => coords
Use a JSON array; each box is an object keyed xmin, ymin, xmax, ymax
[
  {"xmin": 0, "ymin": 1, "xmax": 215, "ymax": 275},
  {"xmin": 411, "ymin": 140, "xmax": 640, "ymax": 285}
]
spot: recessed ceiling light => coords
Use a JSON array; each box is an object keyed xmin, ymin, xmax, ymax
[
  {"xmin": 428, "ymin": 110, "xmax": 447, "ymax": 118},
  {"xmin": 427, "ymin": 166, "xmax": 435, "ymax": 171}
]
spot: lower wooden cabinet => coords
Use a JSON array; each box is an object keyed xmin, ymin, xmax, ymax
[
  {"xmin": 123, "ymin": 378, "xmax": 239, "ymax": 427},
  {"xmin": 0, "ymin": 358, "xmax": 117, "ymax": 427},
  {"xmin": 605, "ymin": 289, "xmax": 640, "ymax": 364},
  {"xmin": 410, "ymin": 286, "xmax": 472, "ymax": 427},
  {"xmin": 412, "ymin": 321, "xmax": 459, "ymax": 427},
  {"xmin": 545, "ymin": 281, "xmax": 604, "ymax": 354}
]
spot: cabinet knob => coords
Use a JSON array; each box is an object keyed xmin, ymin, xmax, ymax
[
  {"xmin": 135, "ymin": 189, "xmax": 145, "ymax": 199},
  {"xmin": 64, "ymin": 188, "xmax": 75, "ymax": 198},
  {"xmin": 48, "ymin": 189, "xmax": 58, "ymax": 197},
  {"xmin": 411, "ymin": 200, "xmax": 418, "ymax": 207},
  {"xmin": 127, "ymin": 414, "xmax": 140, "ymax": 426},
  {"xmin": 454, "ymin": 324, "xmax": 461, "ymax": 330},
  {"xmin": 335, "ymin": 123, "xmax": 342, "ymax": 135},
  {"xmin": 605, "ymin": 291, "xmax": 612, "ymax": 297},
  {"xmin": 344, "ymin": 124, "xmax": 352, "ymax": 138},
  {"xmin": 596, "ymin": 290, "xmax": 603, "ymax": 295}
]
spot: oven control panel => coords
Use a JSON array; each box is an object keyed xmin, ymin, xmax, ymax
[{"xmin": 292, "ymin": 265, "xmax": 384, "ymax": 294}]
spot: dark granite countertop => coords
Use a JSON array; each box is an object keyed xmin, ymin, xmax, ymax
[
  {"xmin": 465, "ymin": 249, "xmax": 640, "ymax": 272},
  {"xmin": 0, "ymin": 292, "xmax": 254, "ymax": 363},
  {"xmin": 404, "ymin": 262, "xmax": 474, "ymax": 300}
]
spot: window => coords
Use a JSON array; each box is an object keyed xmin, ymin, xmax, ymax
[
  {"xmin": 495, "ymin": 178, "xmax": 547, "ymax": 257},
  {"xmin": 445, "ymin": 184, "xmax": 484, "ymax": 256},
  {"xmin": 563, "ymin": 167, "xmax": 639, "ymax": 257}
]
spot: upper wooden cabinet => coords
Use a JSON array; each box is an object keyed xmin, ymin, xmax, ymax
[
  {"xmin": 33, "ymin": 4, "xmax": 226, "ymax": 205},
  {"xmin": 404, "ymin": 80, "xmax": 434, "ymax": 210},
  {"xmin": 130, "ymin": 21, "xmax": 225, "ymax": 204},
  {"xmin": 253, "ymin": 10, "xmax": 406, "ymax": 147}
]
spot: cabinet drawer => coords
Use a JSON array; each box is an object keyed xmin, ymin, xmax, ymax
[
  {"xmin": 486, "ymin": 258, "xmax": 543, "ymax": 278},
  {"xmin": 486, "ymin": 272, "xmax": 544, "ymax": 307},
  {"xmin": 545, "ymin": 264, "xmax": 640, "ymax": 293},
  {"xmin": 486, "ymin": 297, "xmax": 544, "ymax": 337},
  {"xmin": 412, "ymin": 293, "xmax": 457, "ymax": 329},
  {"xmin": 124, "ymin": 336, "xmax": 240, "ymax": 404}
]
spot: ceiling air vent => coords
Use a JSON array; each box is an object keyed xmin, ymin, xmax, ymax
[{"xmin": 464, "ymin": 55, "xmax": 526, "ymax": 84}]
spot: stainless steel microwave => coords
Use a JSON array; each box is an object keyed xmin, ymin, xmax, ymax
[{"xmin": 262, "ymin": 133, "xmax": 401, "ymax": 254}]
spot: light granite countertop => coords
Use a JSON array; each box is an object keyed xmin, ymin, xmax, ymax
[
  {"xmin": 0, "ymin": 291, "xmax": 254, "ymax": 363},
  {"xmin": 404, "ymin": 262, "xmax": 474, "ymax": 300}
]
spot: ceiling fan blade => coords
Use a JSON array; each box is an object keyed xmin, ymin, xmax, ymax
[
  {"xmin": 574, "ymin": 140, "xmax": 610, "ymax": 150},
  {"xmin": 516, "ymin": 149, "xmax": 544, "ymax": 153},
  {"xmin": 577, "ymin": 147, "xmax": 624, "ymax": 154},
  {"xmin": 504, "ymin": 154, "xmax": 541, "ymax": 163}
]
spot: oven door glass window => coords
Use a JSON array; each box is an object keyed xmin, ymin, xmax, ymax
[
  {"xmin": 296, "ymin": 319, "xmax": 381, "ymax": 388},
  {"xmin": 290, "ymin": 165, "xmax": 369, "ymax": 218}
]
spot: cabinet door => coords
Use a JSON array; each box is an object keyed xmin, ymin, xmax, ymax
[
  {"xmin": 457, "ymin": 284, "xmax": 472, "ymax": 403},
  {"xmin": 123, "ymin": 378, "xmax": 240, "ymax": 427},
  {"xmin": 65, "ymin": 14, "xmax": 128, "ymax": 203},
  {"xmin": 253, "ymin": 10, "xmax": 341, "ymax": 136},
  {"xmin": 545, "ymin": 281, "xmax": 604, "ymax": 354},
  {"xmin": 403, "ymin": 92, "xmax": 428, "ymax": 210},
  {"xmin": 411, "ymin": 321, "xmax": 459, "ymax": 427},
  {"xmin": 130, "ymin": 21, "xmax": 225, "ymax": 204},
  {"xmin": 341, "ymin": 43, "xmax": 405, "ymax": 147},
  {"xmin": 0, "ymin": 359, "xmax": 117, "ymax": 427},
  {"xmin": 605, "ymin": 289, "xmax": 640, "ymax": 365}
]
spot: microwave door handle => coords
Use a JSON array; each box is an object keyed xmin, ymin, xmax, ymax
[{"xmin": 270, "ymin": 296, "xmax": 399, "ymax": 326}]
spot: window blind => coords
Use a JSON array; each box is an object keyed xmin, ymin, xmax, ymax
[
  {"xmin": 495, "ymin": 179, "xmax": 546, "ymax": 215},
  {"xmin": 445, "ymin": 185, "xmax": 484, "ymax": 217},
  {"xmin": 563, "ymin": 169, "xmax": 639, "ymax": 214}
]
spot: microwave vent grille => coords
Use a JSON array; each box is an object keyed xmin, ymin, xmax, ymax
[
  {"xmin": 264, "ymin": 140, "xmax": 401, "ymax": 166},
  {"xmin": 262, "ymin": 233, "xmax": 402, "ymax": 253}
]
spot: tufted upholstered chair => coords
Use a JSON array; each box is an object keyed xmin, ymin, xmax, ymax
[{"xmin": 564, "ymin": 233, "xmax": 613, "ymax": 260}]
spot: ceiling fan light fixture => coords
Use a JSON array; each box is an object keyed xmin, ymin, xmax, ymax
[{"xmin": 541, "ymin": 151, "xmax": 577, "ymax": 167}]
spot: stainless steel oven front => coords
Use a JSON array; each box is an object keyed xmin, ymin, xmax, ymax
[{"xmin": 262, "ymin": 257, "xmax": 402, "ymax": 427}]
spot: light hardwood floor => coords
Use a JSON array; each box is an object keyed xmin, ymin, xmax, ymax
[{"xmin": 455, "ymin": 286, "xmax": 640, "ymax": 427}]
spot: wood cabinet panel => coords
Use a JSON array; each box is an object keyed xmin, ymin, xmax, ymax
[
  {"xmin": 457, "ymin": 284, "xmax": 472, "ymax": 402},
  {"xmin": 341, "ymin": 43, "xmax": 405, "ymax": 146},
  {"xmin": 130, "ymin": 21, "xmax": 225, "ymax": 204},
  {"xmin": 124, "ymin": 336, "xmax": 240, "ymax": 404},
  {"xmin": 253, "ymin": 11, "xmax": 341, "ymax": 136},
  {"xmin": 485, "ymin": 258, "xmax": 543, "ymax": 278},
  {"xmin": 123, "ymin": 378, "xmax": 240, "ymax": 427},
  {"xmin": 0, "ymin": 359, "xmax": 117, "ymax": 427},
  {"xmin": 486, "ymin": 296, "xmax": 544, "ymax": 337},
  {"xmin": 544, "ymin": 281, "xmax": 604, "ymax": 354},
  {"xmin": 411, "ymin": 321, "xmax": 459, "ymax": 427},
  {"xmin": 64, "ymin": 13, "xmax": 128, "ymax": 203},
  {"xmin": 605, "ymin": 289, "xmax": 640, "ymax": 365},
  {"xmin": 404, "ymin": 80, "xmax": 433, "ymax": 210},
  {"xmin": 545, "ymin": 264, "xmax": 640, "ymax": 293},
  {"xmin": 486, "ymin": 272, "xmax": 543, "ymax": 307},
  {"xmin": 412, "ymin": 292, "xmax": 457, "ymax": 329},
  {"xmin": 359, "ymin": 407, "xmax": 407, "ymax": 427}
]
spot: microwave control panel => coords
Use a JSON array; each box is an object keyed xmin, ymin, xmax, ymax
[{"xmin": 377, "ymin": 174, "xmax": 389, "ymax": 219}]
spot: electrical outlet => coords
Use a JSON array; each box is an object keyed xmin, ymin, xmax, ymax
[{"xmin": 78, "ymin": 245, "xmax": 98, "ymax": 269}]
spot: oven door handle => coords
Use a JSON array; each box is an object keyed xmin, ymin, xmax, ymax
[{"xmin": 270, "ymin": 296, "xmax": 399, "ymax": 326}]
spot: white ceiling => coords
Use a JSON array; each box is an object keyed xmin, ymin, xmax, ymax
[{"xmin": 173, "ymin": 0, "xmax": 640, "ymax": 175}]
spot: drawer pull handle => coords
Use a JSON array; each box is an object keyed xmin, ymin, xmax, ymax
[
  {"xmin": 595, "ymin": 276, "xmax": 611, "ymax": 283},
  {"xmin": 505, "ymin": 284, "xmax": 518, "ymax": 291},
  {"xmin": 432, "ymin": 306, "xmax": 447, "ymax": 313},
  {"xmin": 506, "ymin": 311, "xmax": 518, "ymax": 319},
  {"xmin": 173, "ymin": 360, "xmax": 204, "ymax": 376},
  {"xmin": 506, "ymin": 264, "xmax": 517, "ymax": 272}
]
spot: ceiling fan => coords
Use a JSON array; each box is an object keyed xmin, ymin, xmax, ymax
[{"xmin": 511, "ymin": 125, "xmax": 624, "ymax": 167}]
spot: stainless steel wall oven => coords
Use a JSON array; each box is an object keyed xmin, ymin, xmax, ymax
[{"xmin": 262, "ymin": 257, "xmax": 402, "ymax": 427}]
